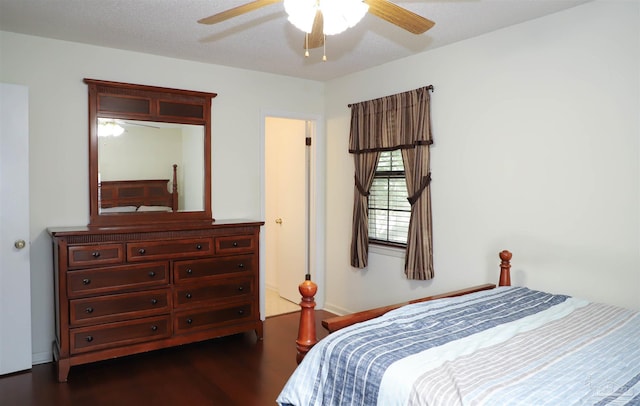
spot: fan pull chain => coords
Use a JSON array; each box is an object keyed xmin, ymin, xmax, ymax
[
  {"xmin": 305, "ymin": 33, "xmax": 309, "ymax": 57},
  {"xmin": 323, "ymin": 35, "xmax": 327, "ymax": 62}
]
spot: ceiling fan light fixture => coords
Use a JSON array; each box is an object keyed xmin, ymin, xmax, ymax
[
  {"xmin": 284, "ymin": 0, "xmax": 317, "ymax": 33},
  {"xmin": 97, "ymin": 118, "xmax": 125, "ymax": 137},
  {"xmin": 284, "ymin": 0, "xmax": 368, "ymax": 35},
  {"xmin": 321, "ymin": 0, "xmax": 368, "ymax": 35}
]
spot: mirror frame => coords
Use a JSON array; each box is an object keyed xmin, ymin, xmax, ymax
[{"xmin": 85, "ymin": 78, "xmax": 217, "ymax": 227}]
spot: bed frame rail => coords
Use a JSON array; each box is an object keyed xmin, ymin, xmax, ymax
[
  {"xmin": 322, "ymin": 283, "xmax": 496, "ymax": 333},
  {"xmin": 295, "ymin": 250, "xmax": 513, "ymax": 364}
]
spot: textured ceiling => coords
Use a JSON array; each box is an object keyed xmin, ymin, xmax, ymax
[{"xmin": 0, "ymin": 0, "xmax": 591, "ymax": 81}]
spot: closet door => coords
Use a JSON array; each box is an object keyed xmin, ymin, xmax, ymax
[
  {"xmin": 265, "ymin": 117, "xmax": 308, "ymax": 305},
  {"xmin": 0, "ymin": 83, "xmax": 32, "ymax": 375}
]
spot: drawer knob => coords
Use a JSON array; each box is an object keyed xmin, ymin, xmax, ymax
[
  {"xmin": 196, "ymin": 244, "xmax": 202, "ymax": 250},
  {"xmin": 185, "ymin": 293, "xmax": 192, "ymax": 299},
  {"xmin": 186, "ymin": 269, "xmax": 193, "ymax": 275},
  {"xmin": 238, "ymin": 286, "xmax": 244, "ymax": 292},
  {"xmin": 82, "ymin": 278, "xmax": 91, "ymax": 285},
  {"xmin": 238, "ymin": 309, "xmax": 245, "ymax": 315},
  {"xmin": 232, "ymin": 242, "xmax": 238, "ymax": 247},
  {"xmin": 91, "ymin": 251, "xmax": 101, "ymax": 258},
  {"xmin": 186, "ymin": 318, "xmax": 193, "ymax": 324},
  {"xmin": 151, "ymin": 299, "xmax": 158, "ymax": 305},
  {"xmin": 238, "ymin": 263, "xmax": 245, "ymax": 269},
  {"xmin": 138, "ymin": 248, "xmax": 146, "ymax": 255},
  {"xmin": 85, "ymin": 336, "xmax": 93, "ymax": 342},
  {"xmin": 151, "ymin": 325, "xmax": 158, "ymax": 332},
  {"xmin": 85, "ymin": 307, "xmax": 94, "ymax": 314},
  {"xmin": 148, "ymin": 271, "xmax": 156, "ymax": 277}
]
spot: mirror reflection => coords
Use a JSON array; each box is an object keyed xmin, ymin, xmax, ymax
[{"xmin": 97, "ymin": 118, "xmax": 205, "ymax": 214}]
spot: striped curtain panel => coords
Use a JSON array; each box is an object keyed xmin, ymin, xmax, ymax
[
  {"xmin": 401, "ymin": 145, "xmax": 433, "ymax": 280},
  {"xmin": 348, "ymin": 86, "xmax": 434, "ymax": 279},
  {"xmin": 350, "ymin": 151, "xmax": 381, "ymax": 268}
]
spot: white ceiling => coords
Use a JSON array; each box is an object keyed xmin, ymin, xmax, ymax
[{"xmin": 0, "ymin": 0, "xmax": 591, "ymax": 81}]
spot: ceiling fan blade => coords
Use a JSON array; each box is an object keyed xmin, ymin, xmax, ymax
[
  {"xmin": 198, "ymin": 0, "xmax": 282, "ymax": 25},
  {"xmin": 364, "ymin": 0, "xmax": 435, "ymax": 34},
  {"xmin": 305, "ymin": 10, "xmax": 324, "ymax": 49},
  {"xmin": 113, "ymin": 119, "xmax": 160, "ymax": 129},
  {"xmin": 124, "ymin": 121, "xmax": 160, "ymax": 129}
]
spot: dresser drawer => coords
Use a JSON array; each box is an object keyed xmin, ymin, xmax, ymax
[
  {"xmin": 127, "ymin": 238, "xmax": 214, "ymax": 262},
  {"xmin": 215, "ymin": 235, "xmax": 255, "ymax": 254},
  {"xmin": 68, "ymin": 244, "xmax": 124, "ymax": 268},
  {"xmin": 174, "ymin": 301, "xmax": 255, "ymax": 334},
  {"xmin": 173, "ymin": 255, "xmax": 254, "ymax": 284},
  {"xmin": 67, "ymin": 262, "xmax": 169, "ymax": 297},
  {"xmin": 70, "ymin": 315, "xmax": 171, "ymax": 354},
  {"xmin": 70, "ymin": 289, "xmax": 171, "ymax": 326},
  {"xmin": 174, "ymin": 277, "xmax": 253, "ymax": 308}
]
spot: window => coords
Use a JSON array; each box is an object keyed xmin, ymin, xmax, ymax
[{"xmin": 368, "ymin": 149, "xmax": 410, "ymax": 246}]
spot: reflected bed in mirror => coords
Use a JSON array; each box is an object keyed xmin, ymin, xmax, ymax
[
  {"xmin": 99, "ymin": 166, "xmax": 178, "ymax": 214},
  {"xmin": 97, "ymin": 118, "xmax": 205, "ymax": 213},
  {"xmin": 85, "ymin": 78, "xmax": 216, "ymax": 227}
]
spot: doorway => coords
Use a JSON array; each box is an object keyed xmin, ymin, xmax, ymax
[
  {"xmin": 0, "ymin": 83, "xmax": 32, "ymax": 375},
  {"xmin": 263, "ymin": 114, "xmax": 322, "ymax": 318}
]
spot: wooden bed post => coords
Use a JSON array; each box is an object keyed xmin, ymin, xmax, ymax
[
  {"xmin": 171, "ymin": 164, "xmax": 178, "ymax": 211},
  {"xmin": 296, "ymin": 274, "xmax": 318, "ymax": 364},
  {"xmin": 499, "ymin": 250, "xmax": 512, "ymax": 286}
]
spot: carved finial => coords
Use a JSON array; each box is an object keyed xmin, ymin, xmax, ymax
[
  {"xmin": 296, "ymin": 276, "xmax": 318, "ymax": 364},
  {"xmin": 499, "ymin": 250, "xmax": 512, "ymax": 262},
  {"xmin": 499, "ymin": 250, "xmax": 512, "ymax": 287}
]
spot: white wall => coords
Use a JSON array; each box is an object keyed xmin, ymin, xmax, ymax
[
  {"xmin": 0, "ymin": 32, "xmax": 324, "ymax": 364},
  {"xmin": 324, "ymin": 0, "xmax": 639, "ymax": 315},
  {"xmin": 182, "ymin": 125, "xmax": 205, "ymax": 211},
  {"xmin": 99, "ymin": 126, "xmax": 183, "ymax": 181}
]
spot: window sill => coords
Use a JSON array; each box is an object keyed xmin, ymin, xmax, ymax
[{"xmin": 369, "ymin": 243, "xmax": 405, "ymax": 259}]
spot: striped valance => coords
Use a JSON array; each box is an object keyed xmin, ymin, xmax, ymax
[{"xmin": 348, "ymin": 86, "xmax": 433, "ymax": 153}]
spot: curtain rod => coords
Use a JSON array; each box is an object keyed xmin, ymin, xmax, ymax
[{"xmin": 347, "ymin": 85, "xmax": 434, "ymax": 108}]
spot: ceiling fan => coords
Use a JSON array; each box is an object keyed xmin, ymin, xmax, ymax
[{"xmin": 198, "ymin": 0, "xmax": 435, "ymax": 53}]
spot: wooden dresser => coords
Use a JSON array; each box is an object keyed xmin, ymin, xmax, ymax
[{"xmin": 49, "ymin": 220, "xmax": 263, "ymax": 382}]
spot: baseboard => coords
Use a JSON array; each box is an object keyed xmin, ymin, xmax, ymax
[
  {"xmin": 321, "ymin": 302, "xmax": 349, "ymax": 317},
  {"xmin": 32, "ymin": 350, "xmax": 53, "ymax": 365},
  {"xmin": 265, "ymin": 283, "xmax": 278, "ymax": 292}
]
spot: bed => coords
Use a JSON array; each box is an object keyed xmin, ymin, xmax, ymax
[
  {"xmin": 98, "ymin": 164, "xmax": 178, "ymax": 213},
  {"xmin": 277, "ymin": 251, "xmax": 640, "ymax": 406}
]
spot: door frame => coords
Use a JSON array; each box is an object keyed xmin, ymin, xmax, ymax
[{"xmin": 259, "ymin": 110, "xmax": 325, "ymax": 318}]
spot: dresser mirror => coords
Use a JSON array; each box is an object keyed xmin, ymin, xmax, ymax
[{"xmin": 86, "ymin": 79, "xmax": 217, "ymax": 227}]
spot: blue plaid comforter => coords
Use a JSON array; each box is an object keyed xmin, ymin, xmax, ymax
[{"xmin": 277, "ymin": 287, "xmax": 640, "ymax": 406}]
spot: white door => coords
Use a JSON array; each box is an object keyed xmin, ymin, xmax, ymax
[
  {"xmin": 0, "ymin": 83, "xmax": 32, "ymax": 375},
  {"xmin": 265, "ymin": 117, "xmax": 308, "ymax": 304}
]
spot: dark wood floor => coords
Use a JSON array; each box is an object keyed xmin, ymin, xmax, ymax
[{"xmin": 0, "ymin": 310, "xmax": 334, "ymax": 406}]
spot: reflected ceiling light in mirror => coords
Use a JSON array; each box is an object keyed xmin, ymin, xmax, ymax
[
  {"xmin": 284, "ymin": 0, "xmax": 369, "ymax": 35},
  {"xmin": 97, "ymin": 118, "xmax": 125, "ymax": 137}
]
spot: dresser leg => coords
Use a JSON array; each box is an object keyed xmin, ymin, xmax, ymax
[
  {"xmin": 52, "ymin": 341, "xmax": 70, "ymax": 382},
  {"xmin": 56, "ymin": 359, "xmax": 70, "ymax": 382},
  {"xmin": 255, "ymin": 321, "xmax": 264, "ymax": 340}
]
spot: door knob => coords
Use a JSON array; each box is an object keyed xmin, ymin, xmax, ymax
[
  {"xmin": 14, "ymin": 240, "xmax": 26, "ymax": 249},
  {"xmin": 275, "ymin": 218, "xmax": 283, "ymax": 224}
]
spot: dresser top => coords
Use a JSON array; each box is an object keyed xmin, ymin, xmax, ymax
[{"xmin": 48, "ymin": 219, "xmax": 264, "ymax": 237}]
